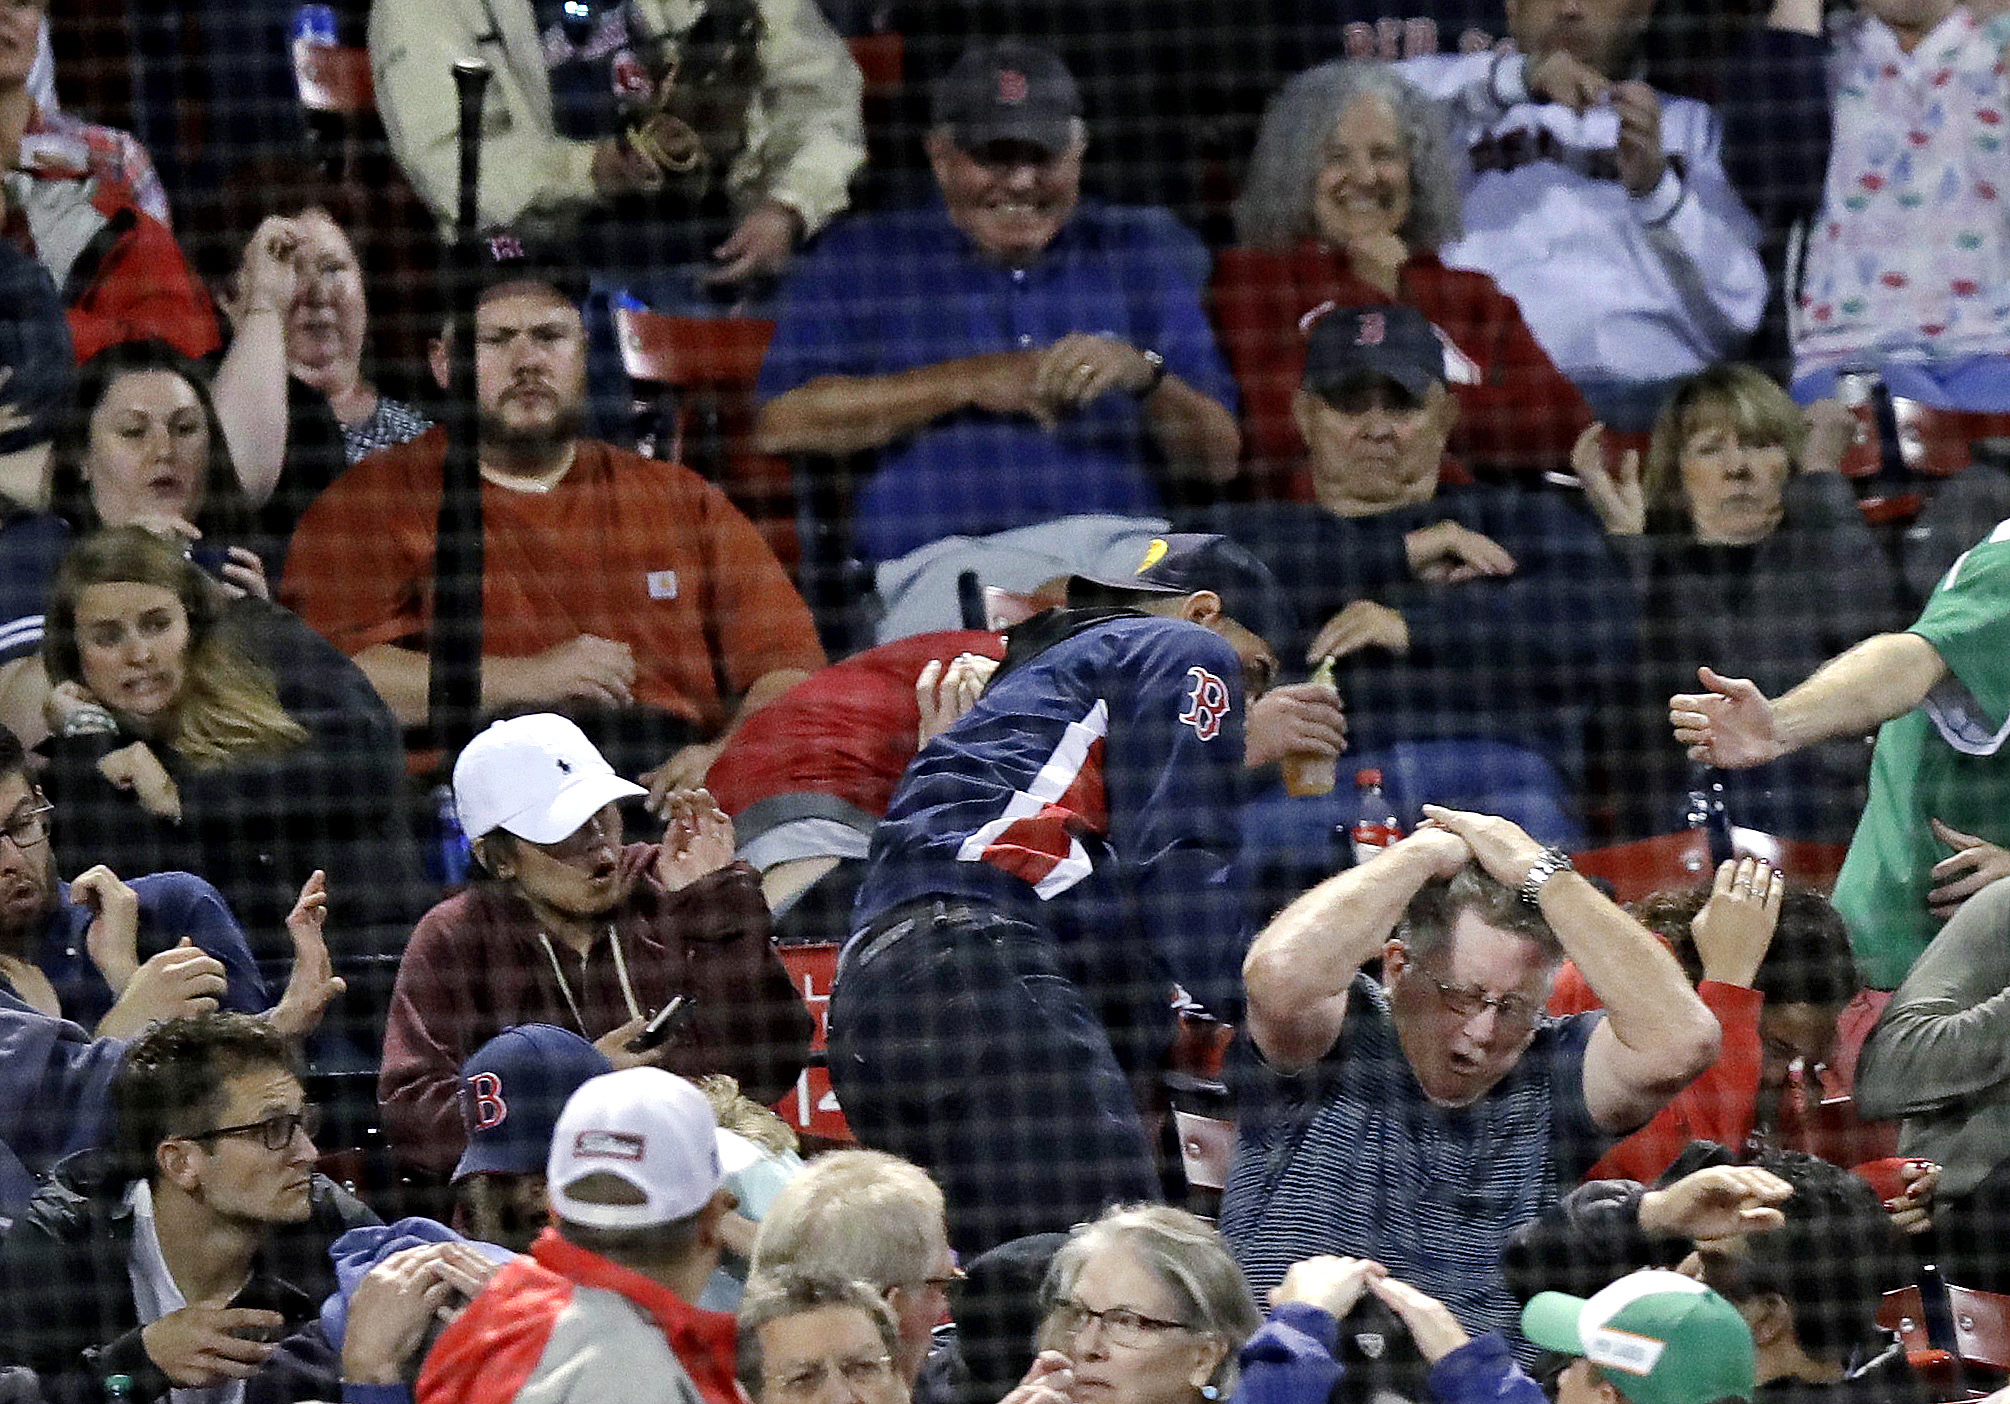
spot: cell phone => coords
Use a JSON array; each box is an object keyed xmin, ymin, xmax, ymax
[
  {"xmin": 188, "ymin": 543, "xmax": 231, "ymax": 577},
  {"xmin": 626, "ymin": 995, "xmax": 695, "ymax": 1052}
]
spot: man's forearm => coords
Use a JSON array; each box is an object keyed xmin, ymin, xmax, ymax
[
  {"xmin": 1773, "ymin": 632, "xmax": 1947, "ymax": 752},
  {"xmin": 1244, "ymin": 843, "xmax": 1442, "ymax": 1070},
  {"xmin": 1143, "ymin": 375, "xmax": 1241, "ymax": 485},
  {"xmin": 753, "ymin": 363, "xmax": 986, "ymax": 456},
  {"xmin": 1545, "ymin": 875, "xmax": 1713, "ymax": 1057},
  {"xmin": 353, "ymin": 644, "xmax": 547, "ymax": 727},
  {"xmin": 1544, "ymin": 873, "xmax": 1719, "ymax": 1126}
]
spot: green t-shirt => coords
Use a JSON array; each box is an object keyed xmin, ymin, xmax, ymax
[{"xmin": 1836, "ymin": 521, "xmax": 2010, "ymax": 988}]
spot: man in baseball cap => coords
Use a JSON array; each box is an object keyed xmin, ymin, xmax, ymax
[
  {"xmin": 418, "ymin": 1068, "xmax": 744, "ymax": 1404},
  {"xmin": 831, "ymin": 527, "xmax": 1297, "ymax": 1254},
  {"xmin": 1523, "ymin": 1270, "xmax": 1756, "ymax": 1404},
  {"xmin": 753, "ymin": 35, "xmax": 1241, "ymax": 584},
  {"xmin": 450, "ymin": 1024, "xmax": 615, "ymax": 1252},
  {"xmin": 1184, "ymin": 301, "xmax": 1632, "ymax": 888},
  {"xmin": 1069, "ymin": 532, "xmax": 1296, "ymax": 664}
]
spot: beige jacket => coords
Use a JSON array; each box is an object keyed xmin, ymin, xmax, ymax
[{"xmin": 370, "ymin": 0, "xmax": 863, "ymax": 235}]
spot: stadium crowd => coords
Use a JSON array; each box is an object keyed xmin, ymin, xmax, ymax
[{"xmin": 2, "ymin": 0, "xmax": 2010, "ymax": 1397}]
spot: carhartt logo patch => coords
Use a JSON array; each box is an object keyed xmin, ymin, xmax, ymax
[{"xmin": 647, "ymin": 570, "xmax": 679, "ymax": 600}]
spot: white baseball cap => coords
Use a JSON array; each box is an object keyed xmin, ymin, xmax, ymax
[
  {"xmin": 452, "ymin": 714, "xmax": 646, "ymax": 844},
  {"xmin": 548, "ymin": 1068, "xmax": 723, "ymax": 1229}
]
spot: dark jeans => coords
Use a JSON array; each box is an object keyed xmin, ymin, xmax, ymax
[{"xmin": 827, "ymin": 901, "xmax": 1165, "ymax": 1257}]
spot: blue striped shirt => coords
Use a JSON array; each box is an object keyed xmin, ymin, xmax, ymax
[{"xmin": 1220, "ymin": 974, "xmax": 1607, "ymax": 1350}]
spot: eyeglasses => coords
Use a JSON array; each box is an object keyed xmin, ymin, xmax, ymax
[
  {"xmin": 1049, "ymin": 1300, "xmax": 1194, "ymax": 1350},
  {"xmin": 0, "ymin": 799, "xmax": 52, "ymax": 850},
  {"xmin": 918, "ymin": 1264, "xmax": 966, "ymax": 1293},
  {"xmin": 186, "ymin": 1105, "xmax": 322, "ymax": 1152},
  {"xmin": 765, "ymin": 1354, "xmax": 897, "ymax": 1400},
  {"xmin": 1422, "ymin": 975, "xmax": 1541, "ymax": 1035}
]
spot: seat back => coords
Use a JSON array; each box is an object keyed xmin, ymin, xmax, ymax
[
  {"xmin": 1573, "ymin": 828, "xmax": 1850, "ymax": 908},
  {"xmin": 613, "ymin": 308, "xmax": 797, "ymax": 568},
  {"xmin": 771, "ymin": 939, "xmax": 855, "ymax": 1145},
  {"xmin": 1949, "ymin": 1283, "xmax": 2010, "ymax": 1374},
  {"xmin": 1572, "ymin": 832, "xmax": 1714, "ymax": 905}
]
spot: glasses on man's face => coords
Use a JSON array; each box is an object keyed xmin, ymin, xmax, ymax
[
  {"xmin": 0, "ymin": 797, "xmax": 53, "ymax": 851},
  {"xmin": 766, "ymin": 1353, "xmax": 897, "ymax": 1401},
  {"xmin": 187, "ymin": 1105, "xmax": 322, "ymax": 1152},
  {"xmin": 920, "ymin": 1261, "xmax": 964, "ymax": 1293},
  {"xmin": 1422, "ymin": 974, "xmax": 1541, "ymax": 1035},
  {"xmin": 539, "ymin": 808, "xmax": 621, "ymax": 862},
  {"xmin": 1049, "ymin": 1300, "xmax": 1194, "ymax": 1351}
]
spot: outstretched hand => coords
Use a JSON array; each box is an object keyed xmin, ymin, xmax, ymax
[
  {"xmin": 1572, "ymin": 423, "xmax": 1644, "ymax": 536},
  {"xmin": 1670, "ymin": 667, "xmax": 1783, "ymax": 769},
  {"xmin": 654, "ymin": 788, "xmax": 737, "ymax": 892},
  {"xmin": 1690, "ymin": 857, "xmax": 1783, "ymax": 988},
  {"xmin": 1638, "ymin": 1164, "xmax": 1793, "ymax": 1241},
  {"xmin": 266, "ymin": 870, "xmax": 345, "ymax": 1041}
]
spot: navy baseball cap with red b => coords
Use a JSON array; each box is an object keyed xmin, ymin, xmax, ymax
[
  {"xmin": 931, "ymin": 40, "xmax": 1082, "ymax": 156},
  {"xmin": 453, "ymin": 1024, "xmax": 614, "ymax": 1183},
  {"xmin": 1070, "ymin": 533, "xmax": 1295, "ymax": 651},
  {"xmin": 1303, "ymin": 304, "xmax": 1448, "ymax": 403}
]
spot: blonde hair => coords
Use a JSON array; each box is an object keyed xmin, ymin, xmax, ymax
[
  {"xmin": 696, "ymin": 1074, "xmax": 800, "ymax": 1156},
  {"xmin": 45, "ymin": 527, "xmax": 308, "ymax": 768},
  {"xmin": 751, "ymin": 1149, "xmax": 945, "ymax": 1289},
  {"xmin": 1644, "ymin": 365, "xmax": 1808, "ymax": 530}
]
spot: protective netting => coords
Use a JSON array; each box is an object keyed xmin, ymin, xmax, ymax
[{"xmin": 1, "ymin": 0, "xmax": 2005, "ymax": 1397}]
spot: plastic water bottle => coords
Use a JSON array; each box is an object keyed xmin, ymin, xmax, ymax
[
  {"xmin": 1683, "ymin": 769, "xmax": 1736, "ymax": 866},
  {"xmin": 1348, "ymin": 769, "xmax": 1404, "ymax": 865},
  {"xmin": 432, "ymin": 783, "xmax": 472, "ymax": 887}
]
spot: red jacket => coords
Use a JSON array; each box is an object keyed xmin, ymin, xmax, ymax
[
  {"xmin": 1212, "ymin": 242, "xmax": 1591, "ymax": 498},
  {"xmin": 418, "ymin": 1227, "xmax": 742, "ymax": 1404}
]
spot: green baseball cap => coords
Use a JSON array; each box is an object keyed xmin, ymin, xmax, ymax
[{"xmin": 1522, "ymin": 1270, "xmax": 1756, "ymax": 1404}]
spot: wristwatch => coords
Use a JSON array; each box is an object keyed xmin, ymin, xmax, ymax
[
  {"xmin": 1134, "ymin": 349, "xmax": 1167, "ymax": 398},
  {"xmin": 1519, "ymin": 847, "xmax": 1574, "ymax": 905}
]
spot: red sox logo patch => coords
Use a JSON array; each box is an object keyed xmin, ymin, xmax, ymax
[
  {"xmin": 467, "ymin": 1071, "xmax": 507, "ymax": 1131},
  {"xmin": 998, "ymin": 69, "xmax": 1029, "ymax": 104},
  {"xmin": 1356, "ymin": 311, "xmax": 1387, "ymax": 346},
  {"xmin": 1178, "ymin": 666, "xmax": 1230, "ymax": 741}
]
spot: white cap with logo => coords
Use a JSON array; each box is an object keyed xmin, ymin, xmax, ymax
[
  {"xmin": 547, "ymin": 1068, "xmax": 723, "ymax": 1230},
  {"xmin": 452, "ymin": 713, "xmax": 647, "ymax": 844}
]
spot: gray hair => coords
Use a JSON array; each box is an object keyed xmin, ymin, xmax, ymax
[
  {"xmin": 738, "ymin": 1271, "xmax": 905, "ymax": 1401},
  {"xmin": 1234, "ymin": 60, "xmax": 1462, "ymax": 252},
  {"xmin": 1039, "ymin": 1205, "xmax": 1261, "ymax": 1395},
  {"xmin": 1400, "ymin": 864, "xmax": 1563, "ymax": 966},
  {"xmin": 751, "ymin": 1149, "xmax": 947, "ymax": 1291}
]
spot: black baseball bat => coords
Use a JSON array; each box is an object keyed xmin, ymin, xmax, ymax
[{"xmin": 428, "ymin": 56, "xmax": 493, "ymax": 753}]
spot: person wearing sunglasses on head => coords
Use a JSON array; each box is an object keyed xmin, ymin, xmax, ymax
[
  {"xmin": 0, "ymin": 1012, "xmax": 379, "ymax": 1404},
  {"xmin": 1222, "ymin": 806, "xmax": 1719, "ymax": 1357}
]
